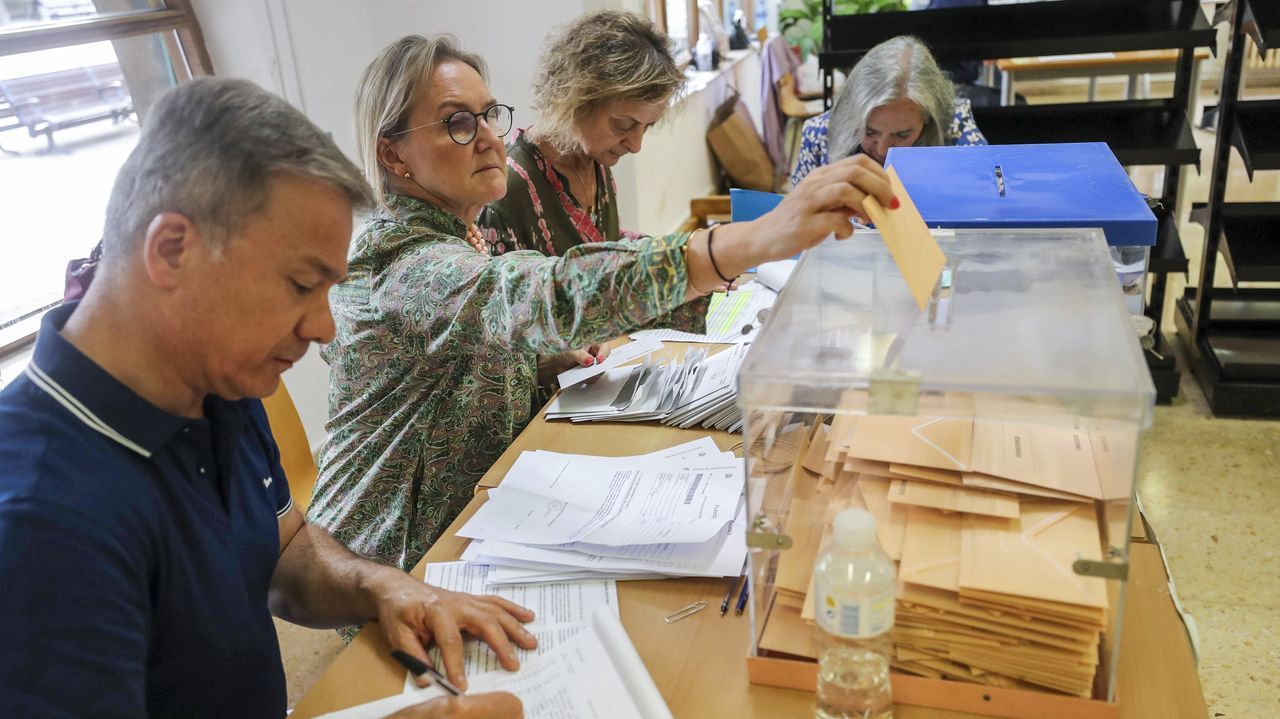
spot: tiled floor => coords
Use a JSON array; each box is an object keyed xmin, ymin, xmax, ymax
[{"xmin": 275, "ymin": 78, "xmax": 1280, "ymax": 716}]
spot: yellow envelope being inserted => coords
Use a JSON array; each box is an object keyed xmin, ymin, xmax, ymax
[{"xmin": 861, "ymin": 166, "xmax": 947, "ymax": 312}]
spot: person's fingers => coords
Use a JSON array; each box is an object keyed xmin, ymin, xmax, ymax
[
  {"xmin": 566, "ymin": 349, "xmax": 594, "ymax": 367},
  {"xmin": 808, "ymin": 182, "xmax": 869, "ymax": 217},
  {"xmin": 426, "ymin": 612, "xmax": 468, "ymax": 691},
  {"xmin": 386, "ymin": 692, "xmax": 524, "ymax": 719},
  {"xmin": 385, "ymin": 623, "xmax": 435, "ymax": 689},
  {"xmin": 824, "ymin": 156, "xmax": 894, "ymax": 207},
  {"xmin": 474, "ymin": 594, "xmax": 536, "ymax": 622},
  {"xmin": 590, "ymin": 343, "xmax": 611, "ymax": 363},
  {"xmin": 484, "ymin": 602, "xmax": 539, "ymax": 651},
  {"xmin": 462, "ymin": 608, "xmax": 523, "ymax": 671}
]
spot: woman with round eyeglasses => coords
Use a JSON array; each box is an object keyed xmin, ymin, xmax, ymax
[
  {"xmin": 479, "ymin": 10, "xmax": 682, "ymax": 258},
  {"xmin": 308, "ymin": 34, "xmax": 896, "ymax": 583}
]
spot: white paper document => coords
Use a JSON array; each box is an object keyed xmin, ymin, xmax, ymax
[
  {"xmin": 556, "ymin": 336, "xmax": 664, "ymax": 388},
  {"xmin": 318, "ymin": 608, "xmax": 672, "ymax": 719},
  {"xmin": 419, "ymin": 562, "xmax": 618, "ymax": 674},
  {"xmin": 463, "ymin": 498, "xmax": 748, "ymax": 582},
  {"xmin": 459, "ymin": 459, "xmax": 742, "ymax": 547}
]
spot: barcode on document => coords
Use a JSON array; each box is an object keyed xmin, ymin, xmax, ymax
[{"xmin": 683, "ymin": 473, "xmax": 705, "ymax": 505}]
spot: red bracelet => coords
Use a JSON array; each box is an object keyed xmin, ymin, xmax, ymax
[{"xmin": 706, "ymin": 224, "xmax": 734, "ymax": 284}]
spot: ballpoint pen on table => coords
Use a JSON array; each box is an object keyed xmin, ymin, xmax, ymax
[
  {"xmin": 733, "ymin": 575, "xmax": 751, "ymax": 615},
  {"xmin": 721, "ymin": 557, "xmax": 747, "ymax": 614},
  {"xmin": 390, "ymin": 649, "xmax": 462, "ymax": 696}
]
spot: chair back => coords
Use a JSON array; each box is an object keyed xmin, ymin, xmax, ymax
[{"xmin": 262, "ymin": 381, "xmax": 318, "ymax": 514}]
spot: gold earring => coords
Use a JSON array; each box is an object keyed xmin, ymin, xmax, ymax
[{"xmin": 404, "ymin": 171, "xmax": 412, "ymax": 178}]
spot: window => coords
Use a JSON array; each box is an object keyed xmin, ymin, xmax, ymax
[{"xmin": 0, "ymin": 0, "xmax": 211, "ymax": 354}]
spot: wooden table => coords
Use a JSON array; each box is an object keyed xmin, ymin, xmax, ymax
[
  {"xmin": 291, "ymin": 408, "xmax": 1208, "ymax": 719},
  {"xmin": 994, "ymin": 49, "xmax": 1210, "ymax": 105}
]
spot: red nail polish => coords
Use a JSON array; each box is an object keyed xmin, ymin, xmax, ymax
[{"xmin": 890, "ymin": 197, "xmax": 901, "ymax": 210}]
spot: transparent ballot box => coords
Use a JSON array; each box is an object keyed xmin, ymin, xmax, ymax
[{"xmin": 738, "ymin": 228, "xmax": 1154, "ymax": 718}]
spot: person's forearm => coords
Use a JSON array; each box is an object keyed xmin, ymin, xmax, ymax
[
  {"xmin": 683, "ymin": 222, "xmax": 765, "ymax": 300},
  {"xmin": 269, "ymin": 523, "xmax": 402, "ymax": 628}
]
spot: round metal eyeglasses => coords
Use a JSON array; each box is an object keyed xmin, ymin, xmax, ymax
[{"xmin": 390, "ymin": 104, "xmax": 515, "ymax": 145}]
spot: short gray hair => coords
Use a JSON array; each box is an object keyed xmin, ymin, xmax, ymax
[
  {"xmin": 354, "ymin": 35, "xmax": 488, "ymax": 207},
  {"xmin": 529, "ymin": 10, "xmax": 684, "ymax": 154},
  {"xmin": 828, "ymin": 36, "xmax": 954, "ymax": 161},
  {"xmin": 103, "ymin": 77, "xmax": 373, "ymax": 263}
]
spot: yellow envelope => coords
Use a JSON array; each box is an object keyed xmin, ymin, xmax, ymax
[
  {"xmin": 862, "ymin": 165, "xmax": 947, "ymax": 312},
  {"xmin": 847, "ymin": 414, "xmax": 974, "ymax": 472},
  {"xmin": 899, "ymin": 506, "xmax": 962, "ymax": 591},
  {"xmin": 959, "ymin": 501, "xmax": 1109, "ymax": 611},
  {"xmin": 888, "ymin": 479, "xmax": 1020, "ymax": 519}
]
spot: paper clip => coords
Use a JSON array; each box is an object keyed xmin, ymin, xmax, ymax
[{"xmin": 664, "ymin": 601, "xmax": 707, "ymax": 624}]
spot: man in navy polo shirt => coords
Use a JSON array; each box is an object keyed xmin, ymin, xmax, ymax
[{"xmin": 0, "ymin": 78, "xmax": 532, "ymax": 719}]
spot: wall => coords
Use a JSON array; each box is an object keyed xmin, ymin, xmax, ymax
[{"xmin": 191, "ymin": 0, "xmax": 764, "ymax": 452}]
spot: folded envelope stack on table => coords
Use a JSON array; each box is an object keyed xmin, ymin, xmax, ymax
[
  {"xmin": 548, "ymin": 343, "xmax": 748, "ymax": 432},
  {"xmin": 752, "ymin": 391, "xmax": 1122, "ymax": 699},
  {"xmin": 455, "ymin": 437, "xmax": 749, "ymax": 586}
]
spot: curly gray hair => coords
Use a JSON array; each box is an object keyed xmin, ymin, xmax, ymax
[
  {"xmin": 528, "ymin": 10, "xmax": 685, "ymax": 154},
  {"xmin": 828, "ymin": 36, "xmax": 954, "ymax": 161}
]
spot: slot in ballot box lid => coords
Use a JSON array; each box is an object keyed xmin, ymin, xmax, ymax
[{"xmin": 885, "ymin": 142, "xmax": 1157, "ymax": 247}]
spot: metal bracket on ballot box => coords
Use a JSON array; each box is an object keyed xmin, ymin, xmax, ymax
[
  {"xmin": 746, "ymin": 515, "xmax": 793, "ymax": 550},
  {"xmin": 1073, "ymin": 556, "xmax": 1130, "ymax": 581}
]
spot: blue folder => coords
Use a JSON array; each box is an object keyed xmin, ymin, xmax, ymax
[
  {"xmin": 885, "ymin": 142, "xmax": 1156, "ymax": 247},
  {"xmin": 730, "ymin": 188, "xmax": 783, "ymax": 222}
]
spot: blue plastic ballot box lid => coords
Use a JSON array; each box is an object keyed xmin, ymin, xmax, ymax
[{"xmin": 884, "ymin": 142, "xmax": 1156, "ymax": 247}]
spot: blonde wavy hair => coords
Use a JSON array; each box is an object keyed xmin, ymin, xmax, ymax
[
  {"xmin": 528, "ymin": 10, "xmax": 685, "ymax": 154},
  {"xmin": 354, "ymin": 34, "xmax": 488, "ymax": 208}
]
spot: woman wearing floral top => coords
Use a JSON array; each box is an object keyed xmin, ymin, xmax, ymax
[
  {"xmin": 308, "ymin": 34, "xmax": 896, "ymax": 578},
  {"xmin": 791, "ymin": 35, "xmax": 988, "ymax": 186},
  {"xmin": 479, "ymin": 11, "xmax": 681, "ymax": 256}
]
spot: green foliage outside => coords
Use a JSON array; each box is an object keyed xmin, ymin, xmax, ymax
[{"xmin": 779, "ymin": 0, "xmax": 908, "ymax": 61}]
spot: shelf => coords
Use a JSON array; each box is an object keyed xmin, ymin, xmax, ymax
[
  {"xmin": 1175, "ymin": 294, "xmax": 1280, "ymax": 416},
  {"xmin": 1244, "ymin": 0, "xmax": 1280, "ymax": 54},
  {"xmin": 1230, "ymin": 100, "xmax": 1280, "ymax": 179},
  {"xmin": 1190, "ymin": 202, "xmax": 1280, "ymax": 282},
  {"xmin": 970, "ymin": 100, "xmax": 1199, "ymax": 167},
  {"xmin": 821, "ymin": 0, "xmax": 1214, "ymax": 66},
  {"xmin": 1150, "ymin": 204, "xmax": 1189, "ymax": 275},
  {"xmin": 1181, "ymin": 286, "xmax": 1280, "ymax": 328}
]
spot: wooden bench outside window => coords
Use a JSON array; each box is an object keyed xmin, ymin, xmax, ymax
[{"xmin": 0, "ymin": 63, "xmax": 134, "ymax": 152}]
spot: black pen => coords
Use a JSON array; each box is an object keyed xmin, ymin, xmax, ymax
[
  {"xmin": 733, "ymin": 576, "xmax": 751, "ymax": 615},
  {"xmin": 720, "ymin": 574, "xmax": 743, "ymax": 615},
  {"xmin": 390, "ymin": 649, "xmax": 462, "ymax": 696}
]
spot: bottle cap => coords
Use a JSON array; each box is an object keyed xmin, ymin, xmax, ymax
[{"xmin": 832, "ymin": 508, "xmax": 878, "ymax": 551}]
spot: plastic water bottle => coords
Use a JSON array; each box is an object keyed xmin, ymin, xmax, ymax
[{"xmin": 813, "ymin": 509, "xmax": 896, "ymax": 719}]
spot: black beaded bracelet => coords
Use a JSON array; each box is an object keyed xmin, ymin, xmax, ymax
[{"xmin": 706, "ymin": 223, "xmax": 734, "ymax": 284}]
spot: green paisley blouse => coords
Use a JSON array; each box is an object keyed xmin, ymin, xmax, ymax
[{"xmin": 308, "ymin": 194, "xmax": 706, "ymax": 575}]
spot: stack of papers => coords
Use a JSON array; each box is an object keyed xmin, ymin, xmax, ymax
[
  {"xmin": 318, "ymin": 607, "xmax": 673, "ymax": 719},
  {"xmin": 456, "ymin": 438, "xmax": 749, "ymax": 585},
  {"xmin": 547, "ymin": 344, "xmax": 747, "ymax": 432}
]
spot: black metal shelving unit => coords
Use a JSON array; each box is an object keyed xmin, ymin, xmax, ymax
[
  {"xmin": 819, "ymin": 0, "xmax": 1216, "ymax": 404},
  {"xmin": 1176, "ymin": 0, "xmax": 1280, "ymax": 417}
]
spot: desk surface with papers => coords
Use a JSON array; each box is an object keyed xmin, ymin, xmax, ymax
[{"xmin": 291, "ymin": 344, "xmax": 1208, "ymax": 719}]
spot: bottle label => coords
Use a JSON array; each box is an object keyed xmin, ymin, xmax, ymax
[{"xmin": 815, "ymin": 586, "xmax": 895, "ymax": 639}]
